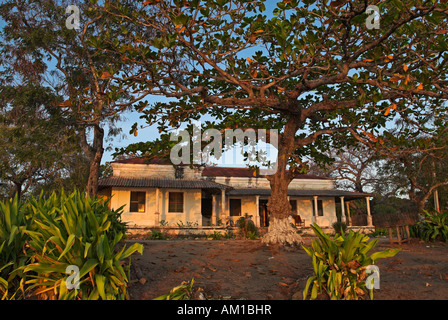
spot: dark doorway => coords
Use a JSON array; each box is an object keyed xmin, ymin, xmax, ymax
[
  {"xmin": 259, "ymin": 199, "xmax": 269, "ymax": 227},
  {"xmin": 201, "ymin": 198, "xmax": 213, "ymax": 226}
]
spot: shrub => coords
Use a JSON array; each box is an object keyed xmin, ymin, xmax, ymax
[
  {"xmin": 154, "ymin": 278, "xmax": 194, "ymax": 300},
  {"xmin": 418, "ymin": 210, "xmax": 448, "ymax": 242},
  {"xmin": 21, "ymin": 190, "xmax": 143, "ymax": 300},
  {"xmin": 147, "ymin": 229, "xmax": 168, "ymax": 240},
  {"xmin": 332, "ymin": 221, "xmax": 347, "ymax": 235},
  {"xmin": 208, "ymin": 231, "xmax": 223, "ymax": 240},
  {"xmin": 0, "ymin": 195, "xmax": 32, "ymax": 299},
  {"xmin": 302, "ymin": 224, "xmax": 400, "ymax": 300},
  {"xmin": 236, "ymin": 214, "xmax": 258, "ymax": 239}
]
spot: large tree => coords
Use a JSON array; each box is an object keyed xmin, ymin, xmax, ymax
[
  {"xmin": 94, "ymin": 0, "xmax": 448, "ymax": 245},
  {"xmin": 0, "ymin": 0, "xmax": 155, "ymax": 197}
]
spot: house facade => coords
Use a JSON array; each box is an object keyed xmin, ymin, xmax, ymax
[{"xmin": 98, "ymin": 158, "xmax": 374, "ymax": 229}]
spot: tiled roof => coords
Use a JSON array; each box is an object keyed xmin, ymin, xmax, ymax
[
  {"xmin": 110, "ymin": 157, "xmax": 331, "ymax": 180},
  {"xmin": 227, "ymin": 188, "xmax": 373, "ymax": 200},
  {"xmin": 111, "ymin": 157, "xmax": 172, "ymax": 165},
  {"xmin": 201, "ymin": 166, "xmax": 330, "ymax": 179},
  {"xmin": 98, "ymin": 176, "xmax": 230, "ymax": 190}
]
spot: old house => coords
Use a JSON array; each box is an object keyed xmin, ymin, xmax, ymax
[{"xmin": 98, "ymin": 158, "xmax": 374, "ymax": 230}]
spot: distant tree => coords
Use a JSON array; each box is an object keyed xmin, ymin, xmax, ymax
[
  {"xmin": 0, "ymin": 83, "xmax": 85, "ymax": 199},
  {"xmin": 0, "ymin": 0, "xmax": 152, "ymax": 197},
  {"xmin": 96, "ymin": 0, "xmax": 448, "ymax": 245},
  {"xmin": 365, "ymin": 114, "xmax": 448, "ymax": 213}
]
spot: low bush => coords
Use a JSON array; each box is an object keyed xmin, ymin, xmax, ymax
[
  {"xmin": 147, "ymin": 229, "xmax": 168, "ymax": 240},
  {"xmin": 0, "ymin": 190, "xmax": 142, "ymax": 300},
  {"xmin": 417, "ymin": 210, "xmax": 448, "ymax": 242},
  {"xmin": 302, "ymin": 224, "xmax": 400, "ymax": 300},
  {"xmin": 0, "ymin": 195, "xmax": 32, "ymax": 299},
  {"xmin": 331, "ymin": 221, "xmax": 347, "ymax": 235},
  {"xmin": 236, "ymin": 214, "xmax": 258, "ymax": 239}
]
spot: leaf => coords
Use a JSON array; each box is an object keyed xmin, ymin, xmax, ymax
[
  {"xmin": 403, "ymin": 64, "xmax": 408, "ymax": 72},
  {"xmin": 436, "ymin": 30, "xmax": 448, "ymax": 34},
  {"xmin": 100, "ymin": 72, "xmax": 112, "ymax": 79},
  {"xmin": 95, "ymin": 274, "xmax": 106, "ymax": 300},
  {"xmin": 417, "ymin": 83, "xmax": 423, "ymax": 90},
  {"xmin": 78, "ymin": 259, "xmax": 99, "ymax": 278},
  {"xmin": 246, "ymin": 57, "xmax": 257, "ymax": 64},
  {"xmin": 58, "ymin": 100, "xmax": 72, "ymax": 107},
  {"xmin": 254, "ymin": 30, "xmax": 264, "ymax": 33},
  {"xmin": 58, "ymin": 234, "xmax": 76, "ymax": 260},
  {"xmin": 384, "ymin": 106, "xmax": 391, "ymax": 116},
  {"xmin": 118, "ymin": 243, "xmax": 144, "ymax": 260},
  {"xmin": 330, "ymin": 0, "xmax": 346, "ymax": 7},
  {"xmin": 370, "ymin": 248, "xmax": 401, "ymax": 263}
]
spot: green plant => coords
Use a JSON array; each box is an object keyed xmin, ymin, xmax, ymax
[
  {"xmin": 236, "ymin": 214, "xmax": 258, "ymax": 239},
  {"xmin": 418, "ymin": 210, "xmax": 448, "ymax": 242},
  {"xmin": 0, "ymin": 195, "xmax": 32, "ymax": 299},
  {"xmin": 208, "ymin": 231, "xmax": 223, "ymax": 240},
  {"xmin": 302, "ymin": 224, "xmax": 400, "ymax": 300},
  {"xmin": 154, "ymin": 278, "xmax": 194, "ymax": 300},
  {"xmin": 147, "ymin": 229, "xmax": 168, "ymax": 240},
  {"xmin": 247, "ymin": 231, "xmax": 259, "ymax": 240},
  {"xmin": 159, "ymin": 220, "xmax": 169, "ymax": 227},
  {"xmin": 332, "ymin": 221, "xmax": 347, "ymax": 235},
  {"xmin": 223, "ymin": 230, "xmax": 235, "ymax": 239},
  {"xmin": 22, "ymin": 190, "xmax": 143, "ymax": 300}
]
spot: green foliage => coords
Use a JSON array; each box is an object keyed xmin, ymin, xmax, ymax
[
  {"xmin": 236, "ymin": 214, "xmax": 258, "ymax": 239},
  {"xmin": 417, "ymin": 210, "xmax": 448, "ymax": 242},
  {"xmin": 0, "ymin": 195, "xmax": 31, "ymax": 299},
  {"xmin": 147, "ymin": 229, "xmax": 168, "ymax": 240},
  {"xmin": 0, "ymin": 190, "xmax": 142, "ymax": 300},
  {"xmin": 331, "ymin": 221, "xmax": 347, "ymax": 235},
  {"xmin": 154, "ymin": 278, "xmax": 194, "ymax": 300},
  {"xmin": 208, "ymin": 231, "xmax": 223, "ymax": 240},
  {"xmin": 302, "ymin": 224, "xmax": 400, "ymax": 300}
]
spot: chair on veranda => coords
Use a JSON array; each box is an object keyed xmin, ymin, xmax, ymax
[{"xmin": 293, "ymin": 215, "xmax": 305, "ymax": 227}]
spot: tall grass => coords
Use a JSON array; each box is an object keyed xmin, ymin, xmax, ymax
[{"xmin": 0, "ymin": 190, "xmax": 143, "ymax": 300}]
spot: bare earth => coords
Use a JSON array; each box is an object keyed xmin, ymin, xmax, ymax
[{"xmin": 126, "ymin": 237, "xmax": 448, "ymax": 300}]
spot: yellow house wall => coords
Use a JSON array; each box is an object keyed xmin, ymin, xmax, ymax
[{"xmin": 110, "ymin": 187, "xmax": 202, "ymax": 228}]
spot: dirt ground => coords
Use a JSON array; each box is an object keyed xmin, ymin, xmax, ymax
[{"xmin": 126, "ymin": 237, "xmax": 448, "ymax": 300}]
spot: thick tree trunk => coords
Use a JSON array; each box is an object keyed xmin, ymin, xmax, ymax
[
  {"xmin": 86, "ymin": 148, "xmax": 103, "ymax": 198},
  {"xmin": 262, "ymin": 115, "xmax": 303, "ymax": 246},
  {"xmin": 80, "ymin": 124, "xmax": 104, "ymax": 198}
]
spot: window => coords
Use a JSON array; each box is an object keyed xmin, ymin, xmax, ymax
[
  {"xmin": 313, "ymin": 199, "xmax": 324, "ymax": 217},
  {"xmin": 229, "ymin": 199, "xmax": 242, "ymax": 216},
  {"xmin": 169, "ymin": 192, "xmax": 184, "ymax": 212},
  {"xmin": 289, "ymin": 200, "xmax": 297, "ymax": 215},
  {"xmin": 130, "ymin": 191, "xmax": 145, "ymax": 213}
]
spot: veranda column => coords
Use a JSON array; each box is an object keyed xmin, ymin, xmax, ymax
[
  {"xmin": 212, "ymin": 194, "xmax": 216, "ymax": 225},
  {"xmin": 155, "ymin": 188, "xmax": 160, "ymax": 226},
  {"xmin": 221, "ymin": 189, "xmax": 226, "ymax": 225},
  {"xmin": 366, "ymin": 197, "xmax": 373, "ymax": 227},
  {"xmin": 346, "ymin": 201, "xmax": 352, "ymax": 226},
  {"xmin": 313, "ymin": 196, "xmax": 318, "ymax": 224},
  {"xmin": 255, "ymin": 195, "xmax": 260, "ymax": 227},
  {"xmin": 340, "ymin": 196, "xmax": 346, "ymax": 223}
]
